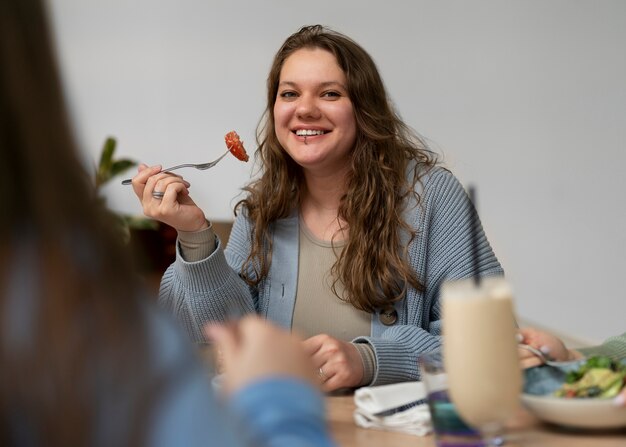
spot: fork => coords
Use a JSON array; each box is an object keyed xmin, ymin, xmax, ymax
[
  {"xmin": 518, "ymin": 343, "xmax": 578, "ymax": 367},
  {"xmin": 121, "ymin": 150, "xmax": 230, "ymax": 185}
]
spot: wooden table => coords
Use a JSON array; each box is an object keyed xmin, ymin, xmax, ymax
[{"xmin": 326, "ymin": 394, "xmax": 626, "ymax": 447}]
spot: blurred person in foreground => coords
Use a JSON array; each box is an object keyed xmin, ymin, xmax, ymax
[
  {"xmin": 518, "ymin": 328, "xmax": 626, "ymax": 406},
  {"xmin": 0, "ymin": 1, "xmax": 335, "ymax": 446}
]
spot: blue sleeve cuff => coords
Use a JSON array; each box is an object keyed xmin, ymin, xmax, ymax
[{"xmin": 230, "ymin": 377, "xmax": 336, "ymax": 447}]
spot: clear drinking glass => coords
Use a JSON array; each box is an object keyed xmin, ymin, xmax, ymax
[
  {"xmin": 441, "ymin": 277, "xmax": 522, "ymax": 446},
  {"xmin": 419, "ymin": 351, "xmax": 485, "ymax": 447}
]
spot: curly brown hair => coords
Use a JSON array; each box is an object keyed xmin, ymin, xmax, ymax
[{"xmin": 238, "ymin": 25, "xmax": 438, "ymax": 312}]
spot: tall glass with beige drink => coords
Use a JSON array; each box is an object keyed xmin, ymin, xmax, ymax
[{"xmin": 442, "ymin": 277, "xmax": 522, "ymax": 444}]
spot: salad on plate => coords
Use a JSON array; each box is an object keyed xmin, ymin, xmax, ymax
[{"xmin": 554, "ymin": 356, "xmax": 626, "ymax": 399}]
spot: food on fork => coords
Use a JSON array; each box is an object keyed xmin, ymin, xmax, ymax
[{"xmin": 225, "ymin": 131, "xmax": 249, "ymax": 162}]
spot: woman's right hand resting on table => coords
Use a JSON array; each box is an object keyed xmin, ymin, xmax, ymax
[
  {"xmin": 131, "ymin": 163, "xmax": 209, "ymax": 232},
  {"xmin": 206, "ymin": 316, "xmax": 318, "ymax": 395},
  {"xmin": 303, "ymin": 334, "xmax": 364, "ymax": 392}
]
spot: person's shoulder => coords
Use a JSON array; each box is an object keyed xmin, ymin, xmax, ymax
[
  {"xmin": 419, "ymin": 165, "xmax": 457, "ymax": 187},
  {"xmin": 413, "ymin": 166, "xmax": 472, "ymax": 220},
  {"xmin": 411, "ymin": 164, "xmax": 463, "ymax": 197}
]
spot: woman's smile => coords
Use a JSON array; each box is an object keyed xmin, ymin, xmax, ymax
[{"xmin": 274, "ymin": 48, "xmax": 356, "ymax": 173}]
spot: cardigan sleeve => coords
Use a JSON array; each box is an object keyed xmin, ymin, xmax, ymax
[
  {"xmin": 158, "ymin": 212, "xmax": 257, "ymax": 342},
  {"xmin": 354, "ymin": 168, "xmax": 504, "ymax": 384}
]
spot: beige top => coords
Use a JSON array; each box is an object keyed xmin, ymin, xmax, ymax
[
  {"xmin": 291, "ymin": 223, "xmax": 371, "ymax": 341},
  {"xmin": 178, "ymin": 221, "xmax": 376, "ymax": 385}
]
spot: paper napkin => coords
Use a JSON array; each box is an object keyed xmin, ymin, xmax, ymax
[{"xmin": 353, "ymin": 381, "xmax": 432, "ymax": 436}]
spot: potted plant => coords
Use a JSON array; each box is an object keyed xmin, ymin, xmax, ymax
[{"xmin": 95, "ymin": 137, "xmax": 176, "ymax": 276}]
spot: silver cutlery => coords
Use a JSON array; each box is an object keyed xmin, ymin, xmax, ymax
[
  {"xmin": 121, "ymin": 150, "xmax": 230, "ymax": 185},
  {"xmin": 518, "ymin": 343, "xmax": 579, "ymax": 367}
]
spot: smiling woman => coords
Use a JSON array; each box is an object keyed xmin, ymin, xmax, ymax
[{"xmin": 130, "ymin": 24, "xmax": 503, "ymax": 392}]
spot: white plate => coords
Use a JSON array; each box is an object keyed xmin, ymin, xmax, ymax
[{"xmin": 521, "ymin": 393, "xmax": 626, "ymax": 429}]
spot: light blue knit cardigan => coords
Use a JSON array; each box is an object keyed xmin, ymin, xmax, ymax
[{"xmin": 159, "ymin": 167, "xmax": 503, "ymax": 385}]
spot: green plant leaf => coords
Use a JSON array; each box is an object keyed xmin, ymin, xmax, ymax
[
  {"xmin": 110, "ymin": 159, "xmax": 137, "ymax": 177},
  {"xmin": 99, "ymin": 137, "xmax": 116, "ymax": 171},
  {"xmin": 96, "ymin": 137, "xmax": 117, "ymax": 188}
]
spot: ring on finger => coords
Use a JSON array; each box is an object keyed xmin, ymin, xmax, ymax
[
  {"xmin": 318, "ymin": 367, "xmax": 328, "ymax": 382},
  {"xmin": 152, "ymin": 191, "xmax": 165, "ymax": 200}
]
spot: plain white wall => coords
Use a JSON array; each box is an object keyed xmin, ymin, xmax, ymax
[{"xmin": 47, "ymin": 0, "xmax": 626, "ymax": 344}]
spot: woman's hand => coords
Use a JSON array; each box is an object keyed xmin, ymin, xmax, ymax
[
  {"xmin": 205, "ymin": 316, "xmax": 317, "ymax": 395},
  {"xmin": 518, "ymin": 327, "xmax": 583, "ymax": 368},
  {"xmin": 131, "ymin": 164, "xmax": 208, "ymax": 232},
  {"xmin": 303, "ymin": 334, "xmax": 364, "ymax": 392}
]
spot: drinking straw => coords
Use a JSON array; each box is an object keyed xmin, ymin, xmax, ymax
[{"xmin": 467, "ymin": 185, "xmax": 481, "ymax": 286}]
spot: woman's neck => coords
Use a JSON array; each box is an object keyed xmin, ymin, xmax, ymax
[{"xmin": 300, "ymin": 167, "xmax": 349, "ymax": 242}]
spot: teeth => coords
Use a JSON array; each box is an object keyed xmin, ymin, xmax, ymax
[{"xmin": 295, "ymin": 129, "xmax": 326, "ymax": 136}]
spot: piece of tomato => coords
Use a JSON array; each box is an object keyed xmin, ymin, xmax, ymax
[{"xmin": 225, "ymin": 131, "xmax": 249, "ymax": 162}]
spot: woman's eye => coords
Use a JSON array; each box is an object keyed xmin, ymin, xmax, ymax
[
  {"xmin": 322, "ymin": 91, "xmax": 341, "ymax": 98},
  {"xmin": 279, "ymin": 91, "xmax": 298, "ymax": 99}
]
